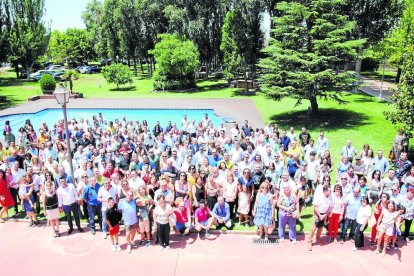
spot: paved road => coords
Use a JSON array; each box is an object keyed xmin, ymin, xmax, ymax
[
  {"xmin": 0, "ymin": 222, "xmax": 412, "ymax": 276},
  {"xmin": 358, "ymin": 76, "xmax": 397, "ymax": 102}
]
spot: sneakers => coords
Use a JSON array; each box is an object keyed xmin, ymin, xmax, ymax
[
  {"xmin": 291, "ymin": 239, "xmax": 296, "ymax": 245},
  {"xmin": 112, "ymin": 245, "xmax": 117, "ymax": 252},
  {"xmin": 91, "ymin": 230, "xmax": 96, "ymax": 235},
  {"xmin": 406, "ymin": 237, "xmax": 411, "ymax": 243},
  {"xmin": 127, "ymin": 245, "xmax": 132, "ymax": 253},
  {"xmin": 130, "ymin": 241, "xmax": 137, "ymax": 247},
  {"xmin": 54, "ymin": 231, "xmax": 60, "ymax": 238},
  {"xmin": 116, "ymin": 244, "xmax": 121, "ymax": 251},
  {"xmin": 102, "ymin": 233, "xmax": 107, "ymax": 239},
  {"xmin": 370, "ymin": 241, "xmax": 375, "ymax": 247},
  {"xmin": 352, "ymin": 247, "xmax": 358, "ymax": 251},
  {"xmin": 165, "ymin": 246, "xmax": 170, "ymax": 250},
  {"xmin": 160, "ymin": 246, "xmax": 165, "ymax": 251},
  {"xmin": 279, "ymin": 237, "xmax": 285, "ymax": 242}
]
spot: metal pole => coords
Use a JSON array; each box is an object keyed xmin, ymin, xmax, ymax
[
  {"xmin": 379, "ymin": 57, "xmax": 385, "ymax": 100},
  {"xmin": 62, "ymin": 103, "xmax": 75, "ymax": 185}
]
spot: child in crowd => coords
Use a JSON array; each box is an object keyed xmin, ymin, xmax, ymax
[
  {"xmin": 106, "ymin": 197, "xmax": 122, "ymax": 252},
  {"xmin": 136, "ymin": 185, "xmax": 153, "ymax": 245},
  {"xmin": 238, "ymin": 185, "xmax": 250, "ymax": 226}
]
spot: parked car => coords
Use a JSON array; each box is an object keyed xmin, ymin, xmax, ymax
[
  {"xmin": 100, "ymin": 58, "xmax": 113, "ymax": 66},
  {"xmin": 30, "ymin": 70, "xmax": 57, "ymax": 81},
  {"xmin": 45, "ymin": 65, "xmax": 63, "ymax": 70},
  {"xmin": 52, "ymin": 71, "xmax": 65, "ymax": 81},
  {"xmin": 87, "ymin": 65, "xmax": 102, "ymax": 74}
]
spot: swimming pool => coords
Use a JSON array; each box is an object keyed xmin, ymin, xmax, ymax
[{"xmin": 0, "ymin": 108, "xmax": 225, "ymax": 133}]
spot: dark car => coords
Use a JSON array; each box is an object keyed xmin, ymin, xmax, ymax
[
  {"xmin": 100, "ymin": 58, "xmax": 113, "ymax": 66},
  {"xmin": 86, "ymin": 65, "xmax": 102, "ymax": 74}
]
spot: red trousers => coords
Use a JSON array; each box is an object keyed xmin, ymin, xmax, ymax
[{"xmin": 328, "ymin": 213, "xmax": 341, "ymax": 238}]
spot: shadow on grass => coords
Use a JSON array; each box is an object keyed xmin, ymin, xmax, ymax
[
  {"xmin": 109, "ymin": 86, "xmax": 137, "ymax": 91},
  {"xmin": 352, "ymin": 94, "xmax": 376, "ymax": 103},
  {"xmin": 270, "ymin": 108, "xmax": 370, "ymax": 131}
]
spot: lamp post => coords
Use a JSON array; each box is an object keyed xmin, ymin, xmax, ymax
[
  {"xmin": 54, "ymin": 84, "xmax": 75, "ymax": 184},
  {"xmin": 379, "ymin": 57, "xmax": 387, "ymax": 100}
]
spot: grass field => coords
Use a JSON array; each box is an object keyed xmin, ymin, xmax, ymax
[{"xmin": 0, "ymin": 68, "xmax": 398, "ymax": 231}]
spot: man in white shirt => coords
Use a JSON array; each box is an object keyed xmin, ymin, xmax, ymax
[
  {"xmin": 128, "ymin": 171, "xmax": 145, "ymax": 194},
  {"xmin": 316, "ymin": 131, "xmax": 329, "ymax": 158},
  {"xmin": 340, "ymin": 140, "xmax": 357, "ymax": 163},
  {"xmin": 98, "ymin": 179, "xmax": 118, "ymax": 239},
  {"xmin": 308, "ymin": 185, "xmax": 332, "ymax": 251},
  {"xmin": 186, "ymin": 119, "xmax": 197, "ymax": 138},
  {"xmin": 57, "ymin": 178, "xmax": 83, "ymax": 234}
]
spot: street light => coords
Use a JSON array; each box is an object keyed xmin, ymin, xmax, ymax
[
  {"xmin": 379, "ymin": 57, "xmax": 387, "ymax": 100},
  {"xmin": 54, "ymin": 84, "xmax": 75, "ymax": 184}
]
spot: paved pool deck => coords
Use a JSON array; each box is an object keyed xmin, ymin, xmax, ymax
[
  {"xmin": 0, "ymin": 222, "xmax": 411, "ymax": 276},
  {"xmin": 0, "ymin": 98, "xmax": 264, "ymax": 127}
]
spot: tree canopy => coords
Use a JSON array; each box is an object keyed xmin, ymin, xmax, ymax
[{"xmin": 258, "ymin": 0, "xmax": 364, "ymax": 117}]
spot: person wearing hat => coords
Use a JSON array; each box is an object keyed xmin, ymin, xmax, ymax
[{"xmin": 353, "ymin": 156, "xmax": 366, "ymax": 179}]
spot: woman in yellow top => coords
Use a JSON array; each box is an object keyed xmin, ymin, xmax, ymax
[{"xmin": 186, "ymin": 165, "xmax": 198, "ymax": 216}]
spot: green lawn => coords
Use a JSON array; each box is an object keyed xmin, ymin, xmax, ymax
[{"xmin": 0, "ymin": 68, "xmax": 398, "ymax": 232}]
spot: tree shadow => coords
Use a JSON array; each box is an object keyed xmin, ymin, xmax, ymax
[
  {"xmin": 270, "ymin": 108, "xmax": 370, "ymax": 131},
  {"xmin": 109, "ymin": 86, "xmax": 136, "ymax": 91},
  {"xmin": 352, "ymin": 94, "xmax": 376, "ymax": 103}
]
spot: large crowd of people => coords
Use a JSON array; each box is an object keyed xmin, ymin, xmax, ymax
[{"xmin": 0, "ymin": 113, "xmax": 413, "ymax": 255}]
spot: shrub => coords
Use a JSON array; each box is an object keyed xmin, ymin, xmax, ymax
[
  {"xmin": 150, "ymin": 34, "xmax": 199, "ymax": 91},
  {"xmin": 39, "ymin": 74, "xmax": 56, "ymax": 93},
  {"xmin": 102, "ymin": 63, "xmax": 133, "ymax": 89}
]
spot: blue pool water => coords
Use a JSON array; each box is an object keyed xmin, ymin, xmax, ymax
[{"xmin": 0, "ymin": 108, "xmax": 225, "ymax": 133}]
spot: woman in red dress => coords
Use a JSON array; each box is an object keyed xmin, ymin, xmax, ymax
[{"xmin": 0, "ymin": 169, "xmax": 15, "ymax": 222}]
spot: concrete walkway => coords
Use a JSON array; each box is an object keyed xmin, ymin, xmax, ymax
[
  {"xmin": 0, "ymin": 222, "xmax": 412, "ymax": 276},
  {"xmin": 358, "ymin": 76, "xmax": 397, "ymax": 102}
]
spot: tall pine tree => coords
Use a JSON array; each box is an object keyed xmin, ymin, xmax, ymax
[{"xmin": 259, "ymin": 0, "xmax": 364, "ymax": 117}]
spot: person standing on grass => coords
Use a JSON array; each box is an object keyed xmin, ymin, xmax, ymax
[
  {"xmin": 370, "ymin": 193, "xmax": 389, "ymax": 247},
  {"xmin": 375, "ymin": 201, "xmax": 402, "ymax": 256},
  {"xmin": 106, "ymin": 197, "xmax": 122, "ymax": 252},
  {"xmin": 118, "ymin": 190, "xmax": 139, "ymax": 253},
  {"xmin": 401, "ymin": 189, "xmax": 414, "ymax": 242},
  {"xmin": 253, "ymin": 183, "xmax": 274, "ymax": 241},
  {"xmin": 353, "ymin": 196, "xmax": 372, "ymax": 251}
]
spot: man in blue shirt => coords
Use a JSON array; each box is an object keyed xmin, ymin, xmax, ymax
[
  {"xmin": 341, "ymin": 187, "xmax": 362, "ymax": 242},
  {"xmin": 118, "ymin": 190, "xmax": 139, "ymax": 253},
  {"xmin": 207, "ymin": 149, "xmax": 222, "ymax": 167},
  {"xmin": 82, "ymin": 177, "xmax": 102, "ymax": 235},
  {"xmin": 372, "ymin": 150, "xmax": 390, "ymax": 177},
  {"xmin": 211, "ymin": 196, "xmax": 232, "ymax": 229}
]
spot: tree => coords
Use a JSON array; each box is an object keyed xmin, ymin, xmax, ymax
[
  {"xmin": 344, "ymin": 0, "xmax": 403, "ymax": 79},
  {"xmin": 47, "ymin": 29, "xmax": 95, "ymax": 63},
  {"xmin": 258, "ymin": 0, "xmax": 364, "ymax": 117},
  {"xmin": 0, "ymin": 0, "xmax": 11, "ymax": 63},
  {"xmin": 118, "ymin": 0, "xmax": 144, "ymax": 76},
  {"xmin": 102, "ymin": 63, "xmax": 133, "ymax": 89},
  {"xmin": 150, "ymin": 34, "xmax": 199, "ymax": 90},
  {"xmin": 384, "ymin": 0, "xmax": 414, "ymax": 132},
  {"xmin": 82, "ymin": 0, "xmax": 107, "ymax": 58},
  {"xmin": 102, "ymin": 0, "xmax": 122, "ymax": 60},
  {"xmin": 7, "ymin": 0, "xmax": 50, "ymax": 78}
]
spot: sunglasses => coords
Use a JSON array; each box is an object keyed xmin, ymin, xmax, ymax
[
  {"xmin": 46, "ymin": 174, "xmax": 51, "ymax": 177},
  {"xmin": 341, "ymin": 178, "xmax": 347, "ymax": 180},
  {"xmin": 82, "ymin": 176, "xmax": 88, "ymax": 178}
]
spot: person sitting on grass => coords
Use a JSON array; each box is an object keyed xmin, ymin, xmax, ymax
[
  {"xmin": 211, "ymin": 196, "xmax": 233, "ymax": 230},
  {"xmin": 106, "ymin": 197, "xmax": 122, "ymax": 252},
  {"xmin": 194, "ymin": 199, "xmax": 214, "ymax": 237}
]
